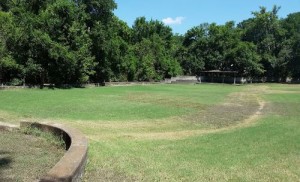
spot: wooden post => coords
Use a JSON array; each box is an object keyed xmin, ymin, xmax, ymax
[
  {"xmin": 222, "ymin": 73, "xmax": 225, "ymax": 84},
  {"xmin": 0, "ymin": 66, "xmax": 2, "ymax": 86},
  {"xmin": 199, "ymin": 73, "xmax": 202, "ymax": 83},
  {"xmin": 234, "ymin": 72, "xmax": 236, "ymax": 84}
]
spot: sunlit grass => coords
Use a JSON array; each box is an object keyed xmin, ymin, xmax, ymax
[
  {"xmin": 0, "ymin": 84, "xmax": 242, "ymax": 121},
  {"xmin": 1, "ymin": 83, "xmax": 300, "ymax": 181}
]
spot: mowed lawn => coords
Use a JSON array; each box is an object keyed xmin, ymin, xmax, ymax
[{"xmin": 0, "ymin": 84, "xmax": 300, "ymax": 181}]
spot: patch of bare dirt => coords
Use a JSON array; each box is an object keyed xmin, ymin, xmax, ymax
[
  {"xmin": 265, "ymin": 90, "xmax": 300, "ymax": 94},
  {"xmin": 117, "ymin": 86, "xmax": 267, "ymax": 140},
  {"xmin": 178, "ymin": 88, "xmax": 264, "ymax": 128},
  {"xmin": 0, "ymin": 130, "xmax": 64, "ymax": 182},
  {"xmin": 123, "ymin": 93, "xmax": 206, "ymax": 110},
  {"xmin": 119, "ymin": 98, "xmax": 265, "ymax": 140}
]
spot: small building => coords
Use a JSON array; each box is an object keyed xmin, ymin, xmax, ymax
[
  {"xmin": 199, "ymin": 70, "xmax": 241, "ymax": 84},
  {"xmin": 165, "ymin": 76, "xmax": 198, "ymax": 84},
  {"xmin": 166, "ymin": 70, "xmax": 247, "ymax": 84}
]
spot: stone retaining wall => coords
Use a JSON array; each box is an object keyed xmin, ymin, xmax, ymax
[
  {"xmin": 164, "ymin": 76, "xmax": 198, "ymax": 84},
  {"xmin": 0, "ymin": 125, "xmax": 12, "ymax": 131},
  {"xmin": 0, "ymin": 122, "xmax": 18, "ymax": 131},
  {"xmin": 103, "ymin": 81, "xmax": 162, "ymax": 86}
]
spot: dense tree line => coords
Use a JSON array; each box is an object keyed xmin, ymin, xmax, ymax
[
  {"xmin": 0, "ymin": 1, "xmax": 299, "ymax": 86},
  {"xmin": 178, "ymin": 6, "xmax": 300, "ymax": 82}
]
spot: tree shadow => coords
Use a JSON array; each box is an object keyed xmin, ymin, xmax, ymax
[
  {"xmin": 0, "ymin": 150, "xmax": 13, "ymax": 181},
  {"xmin": 0, "ymin": 156, "xmax": 11, "ymax": 168},
  {"xmin": 0, "ymin": 151, "xmax": 12, "ymax": 169}
]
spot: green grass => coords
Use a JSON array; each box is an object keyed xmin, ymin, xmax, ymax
[
  {"xmin": 87, "ymin": 116, "xmax": 300, "ymax": 181},
  {"xmin": 21, "ymin": 126, "xmax": 66, "ymax": 149},
  {"xmin": 0, "ymin": 84, "xmax": 242, "ymax": 122},
  {"xmin": 1, "ymin": 83, "xmax": 300, "ymax": 181}
]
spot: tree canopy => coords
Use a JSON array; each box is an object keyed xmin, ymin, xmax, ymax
[{"xmin": 0, "ymin": 2, "xmax": 299, "ymax": 85}]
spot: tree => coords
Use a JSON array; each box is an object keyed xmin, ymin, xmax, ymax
[
  {"xmin": 1, "ymin": 2, "xmax": 299, "ymax": 85},
  {"xmin": 282, "ymin": 12, "xmax": 300, "ymax": 79},
  {"xmin": 179, "ymin": 24, "xmax": 208, "ymax": 75},
  {"xmin": 0, "ymin": 0, "xmax": 97, "ymax": 85},
  {"xmin": 0, "ymin": 10, "xmax": 21, "ymax": 84},
  {"xmin": 100, "ymin": 16, "xmax": 132, "ymax": 81},
  {"xmin": 239, "ymin": 6, "xmax": 289, "ymax": 80},
  {"xmin": 131, "ymin": 17, "xmax": 182, "ymax": 80},
  {"xmin": 226, "ymin": 41, "xmax": 263, "ymax": 77}
]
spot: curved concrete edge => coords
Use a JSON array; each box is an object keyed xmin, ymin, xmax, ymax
[
  {"xmin": 0, "ymin": 122, "xmax": 19, "ymax": 131},
  {"xmin": 20, "ymin": 122, "xmax": 88, "ymax": 182}
]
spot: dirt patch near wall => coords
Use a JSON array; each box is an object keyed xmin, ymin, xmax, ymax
[{"xmin": 0, "ymin": 130, "xmax": 64, "ymax": 182}]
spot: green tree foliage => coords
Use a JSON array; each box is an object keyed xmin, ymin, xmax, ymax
[
  {"xmin": 282, "ymin": 12, "xmax": 300, "ymax": 79},
  {"xmin": 225, "ymin": 41, "xmax": 263, "ymax": 77},
  {"xmin": 99, "ymin": 16, "xmax": 132, "ymax": 81},
  {"xmin": 131, "ymin": 17, "xmax": 182, "ymax": 81},
  {"xmin": 239, "ymin": 6, "xmax": 290, "ymax": 80},
  {"xmin": 179, "ymin": 24, "xmax": 207, "ymax": 75},
  {"xmin": 83, "ymin": 0, "xmax": 117, "ymax": 82},
  {"xmin": 179, "ymin": 22, "xmax": 263, "ymax": 76},
  {"xmin": 0, "ymin": 11, "xmax": 22, "ymax": 84},
  {"xmin": 0, "ymin": 3, "xmax": 299, "ymax": 85},
  {"xmin": 39, "ymin": 0, "xmax": 95, "ymax": 84},
  {"xmin": 0, "ymin": 0, "xmax": 97, "ymax": 85}
]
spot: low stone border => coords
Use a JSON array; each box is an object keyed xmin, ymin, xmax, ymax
[
  {"xmin": 103, "ymin": 81, "xmax": 162, "ymax": 86},
  {"xmin": 20, "ymin": 122, "xmax": 88, "ymax": 182},
  {"xmin": 0, "ymin": 122, "xmax": 18, "ymax": 131}
]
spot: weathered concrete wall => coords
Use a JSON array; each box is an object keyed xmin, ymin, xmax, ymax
[
  {"xmin": 104, "ymin": 81, "xmax": 162, "ymax": 86},
  {"xmin": 20, "ymin": 122, "xmax": 88, "ymax": 182},
  {"xmin": 168, "ymin": 76, "xmax": 198, "ymax": 84},
  {"xmin": 0, "ymin": 122, "xmax": 18, "ymax": 131},
  {"xmin": 0, "ymin": 125, "xmax": 13, "ymax": 131}
]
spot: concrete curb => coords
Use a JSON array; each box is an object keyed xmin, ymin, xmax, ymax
[
  {"xmin": 20, "ymin": 122, "xmax": 88, "ymax": 182},
  {"xmin": 0, "ymin": 122, "xmax": 18, "ymax": 131}
]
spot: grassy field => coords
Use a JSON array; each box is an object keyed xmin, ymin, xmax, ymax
[{"xmin": 0, "ymin": 83, "xmax": 300, "ymax": 181}]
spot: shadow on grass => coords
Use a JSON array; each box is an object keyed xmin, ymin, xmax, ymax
[
  {"xmin": 0, "ymin": 151, "xmax": 11, "ymax": 166},
  {"xmin": 0, "ymin": 151, "xmax": 12, "ymax": 181}
]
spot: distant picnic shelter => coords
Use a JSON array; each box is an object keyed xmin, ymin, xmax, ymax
[{"xmin": 199, "ymin": 70, "xmax": 238, "ymax": 84}]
